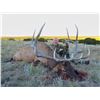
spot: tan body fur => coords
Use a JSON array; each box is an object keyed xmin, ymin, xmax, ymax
[{"xmin": 13, "ymin": 42, "xmax": 57, "ymax": 67}]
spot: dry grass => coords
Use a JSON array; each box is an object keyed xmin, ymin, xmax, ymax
[{"xmin": 1, "ymin": 40, "xmax": 100, "ymax": 87}]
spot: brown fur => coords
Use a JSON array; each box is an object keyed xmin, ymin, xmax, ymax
[
  {"xmin": 13, "ymin": 42, "xmax": 55, "ymax": 64},
  {"xmin": 13, "ymin": 46, "xmax": 35, "ymax": 62}
]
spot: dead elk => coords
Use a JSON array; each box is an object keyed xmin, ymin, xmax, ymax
[{"xmin": 13, "ymin": 23, "xmax": 90, "ymax": 80}]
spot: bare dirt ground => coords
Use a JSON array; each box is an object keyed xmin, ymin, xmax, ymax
[{"xmin": 1, "ymin": 40, "xmax": 100, "ymax": 87}]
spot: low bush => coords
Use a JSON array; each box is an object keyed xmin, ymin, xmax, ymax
[
  {"xmin": 38, "ymin": 38, "xmax": 47, "ymax": 42},
  {"xmin": 84, "ymin": 38, "xmax": 97, "ymax": 45},
  {"xmin": 59, "ymin": 39, "xmax": 65, "ymax": 43},
  {"xmin": 79, "ymin": 38, "xmax": 100, "ymax": 45},
  {"xmin": 79, "ymin": 40, "xmax": 85, "ymax": 44},
  {"xmin": 8, "ymin": 38, "xmax": 15, "ymax": 41},
  {"xmin": 96, "ymin": 40, "xmax": 100, "ymax": 44},
  {"xmin": 23, "ymin": 38, "xmax": 31, "ymax": 41}
]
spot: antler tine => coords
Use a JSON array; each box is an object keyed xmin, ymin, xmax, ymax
[
  {"xmin": 74, "ymin": 24, "xmax": 79, "ymax": 53},
  {"xmin": 53, "ymin": 48, "xmax": 65, "ymax": 61},
  {"xmin": 53, "ymin": 48, "xmax": 63, "ymax": 61},
  {"xmin": 35, "ymin": 23, "xmax": 45, "ymax": 40},
  {"xmin": 64, "ymin": 51, "xmax": 84, "ymax": 61},
  {"xmin": 65, "ymin": 27, "xmax": 74, "ymax": 44},
  {"xmin": 72, "ymin": 52, "xmax": 83, "ymax": 60},
  {"xmin": 53, "ymin": 48, "xmax": 74, "ymax": 61},
  {"xmin": 53, "ymin": 48, "xmax": 58, "ymax": 61},
  {"xmin": 80, "ymin": 45, "xmax": 90, "ymax": 59},
  {"xmin": 33, "ymin": 23, "xmax": 45, "ymax": 55},
  {"xmin": 66, "ymin": 27, "xmax": 70, "ymax": 41},
  {"xmin": 70, "ymin": 25, "xmax": 85, "ymax": 60},
  {"xmin": 32, "ymin": 29, "xmax": 36, "ymax": 42},
  {"xmin": 75, "ymin": 24, "xmax": 79, "ymax": 41},
  {"xmin": 86, "ymin": 47, "xmax": 90, "ymax": 57}
]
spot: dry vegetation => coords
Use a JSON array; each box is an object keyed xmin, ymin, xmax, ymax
[{"xmin": 1, "ymin": 40, "xmax": 100, "ymax": 87}]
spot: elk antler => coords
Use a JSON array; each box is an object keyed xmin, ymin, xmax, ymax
[
  {"xmin": 65, "ymin": 28, "xmax": 74, "ymax": 44},
  {"xmin": 53, "ymin": 48, "xmax": 74, "ymax": 61},
  {"xmin": 73, "ymin": 25, "xmax": 90, "ymax": 60},
  {"xmin": 74, "ymin": 24, "xmax": 79, "ymax": 52},
  {"xmin": 79, "ymin": 45, "xmax": 90, "ymax": 59},
  {"xmin": 66, "ymin": 27, "xmax": 70, "ymax": 41},
  {"xmin": 32, "ymin": 23, "xmax": 46, "ymax": 54},
  {"xmin": 53, "ymin": 25, "xmax": 90, "ymax": 61},
  {"xmin": 31, "ymin": 24, "xmax": 90, "ymax": 62},
  {"xmin": 32, "ymin": 29, "xmax": 36, "ymax": 41},
  {"xmin": 53, "ymin": 48, "xmax": 84, "ymax": 61},
  {"xmin": 34, "ymin": 23, "xmax": 45, "ymax": 44},
  {"xmin": 65, "ymin": 25, "xmax": 83, "ymax": 60},
  {"xmin": 67, "ymin": 24, "xmax": 83, "ymax": 60},
  {"xmin": 31, "ymin": 29, "xmax": 36, "ymax": 45}
]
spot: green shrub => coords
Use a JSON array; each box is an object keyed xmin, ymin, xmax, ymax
[
  {"xmin": 96, "ymin": 40, "xmax": 100, "ymax": 44},
  {"xmin": 59, "ymin": 39, "xmax": 65, "ymax": 43},
  {"xmin": 84, "ymin": 38, "xmax": 97, "ymax": 45},
  {"xmin": 23, "ymin": 38, "xmax": 31, "ymax": 41},
  {"xmin": 79, "ymin": 40, "xmax": 84, "ymax": 44},
  {"xmin": 38, "ymin": 38, "xmax": 47, "ymax": 42},
  {"xmin": 8, "ymin": 38, "xmax": 15, "ymax": 41},
  {"xmin": 79, "ymin": 38, "xmax": 100, "ymax": 45}
]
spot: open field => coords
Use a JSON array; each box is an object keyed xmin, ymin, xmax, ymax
[{"xmin": 1, "ymin": 40, "xmax": 100, "ymax": 87}]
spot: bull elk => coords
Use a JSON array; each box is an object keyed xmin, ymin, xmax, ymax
[{"xmin": 13, "ymin": 23, "xmax": 90, "ymax": 80}]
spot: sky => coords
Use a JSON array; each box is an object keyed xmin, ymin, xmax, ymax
[
  {"xmin": 1, "ymin": 14, "xmax": 99, "ymax": 37},
  {"xmin": 0, "ymin": 15, "xmax": 2, "ymax": 36}
]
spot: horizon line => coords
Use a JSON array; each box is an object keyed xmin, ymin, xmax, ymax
[{"xmin": 1, "ymin": 35, "xmax": 100, "ymax": 40}]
